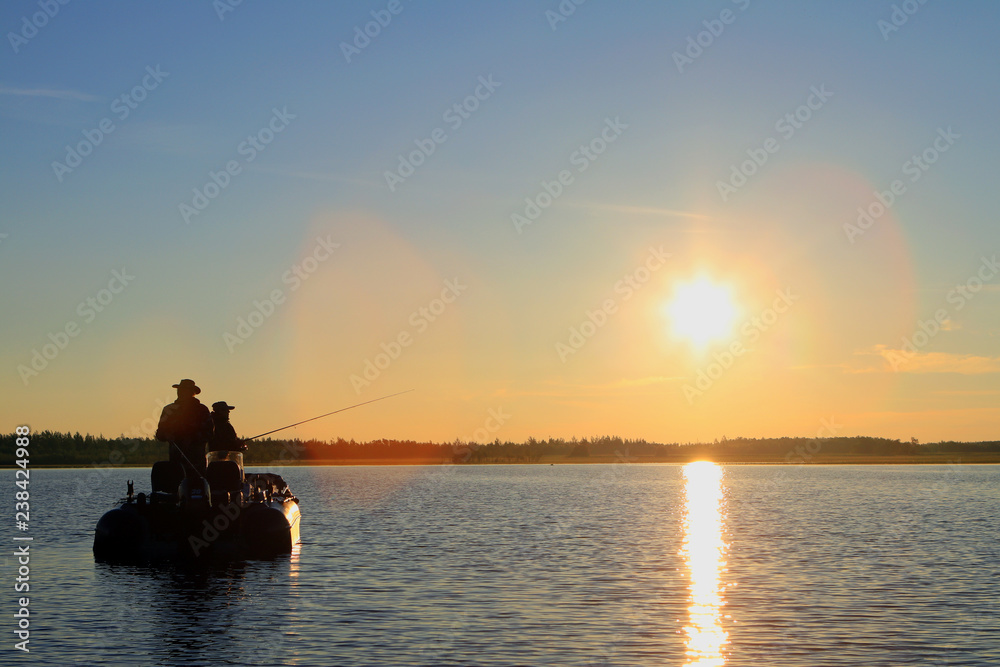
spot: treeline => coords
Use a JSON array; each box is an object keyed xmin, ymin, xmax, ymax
[{"xmin": 2, "ymin": 431, "xmax": 999, "ymax": 466}]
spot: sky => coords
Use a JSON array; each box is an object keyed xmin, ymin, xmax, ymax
[{"xmin": 2, "ymin": 1, "xmax": 999, "ymax": 445}]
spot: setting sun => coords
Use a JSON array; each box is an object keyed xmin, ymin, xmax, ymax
[{"xmin": 667, "ymin": 278, "xmax": 740, "ymax": 348}]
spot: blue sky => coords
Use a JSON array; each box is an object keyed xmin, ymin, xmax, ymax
[{"xmin": 3, "ymin": 1, "xmax": 999, "ymax": 443}]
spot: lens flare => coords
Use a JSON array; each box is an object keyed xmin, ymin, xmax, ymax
[{"xmin": 681, "ymin": 461, "xmax": 728, "ymax": 666}]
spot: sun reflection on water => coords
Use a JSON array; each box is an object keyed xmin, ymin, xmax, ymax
[{"xmin": 682, "ymin": 461, "xmax": 728, "ymax": 666}]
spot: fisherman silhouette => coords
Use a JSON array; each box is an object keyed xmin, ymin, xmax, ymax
[
  {"xmin": 155, "ymin": 379, "xmax": 213, "ymax": 478},
  {"xmin": 208, "ymin": 401, "xmax": 246, "ymax": 452}
]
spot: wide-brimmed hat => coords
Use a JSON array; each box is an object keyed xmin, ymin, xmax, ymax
[
  {"xmin": 212, "ymin": 401, "xmax": 235, "ymax": 411},
  {"xmin": 172, "ymin": 379, "xmax": 201, "ymax": 394}
]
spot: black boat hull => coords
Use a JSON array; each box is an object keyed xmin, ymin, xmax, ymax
[{"xmin": 94, "ymin": 497, "xmax": 301, "ymax": 562}]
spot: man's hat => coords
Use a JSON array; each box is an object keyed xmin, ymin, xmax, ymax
[
  {"xmin": 212, "ymin": 401, "xmax": 235, "ymax": 411},
  {"xmin": 172, "ymin": 379, "xmax": 201, "ymax": 394}
]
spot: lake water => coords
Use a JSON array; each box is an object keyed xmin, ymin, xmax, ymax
[{"xmin": 2, "ymin": 463, "xmax": 998, "ymax": 666}]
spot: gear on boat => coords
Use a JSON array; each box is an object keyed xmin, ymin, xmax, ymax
[{"xmin": 93, "ymin": 450, "xmax": 301, "ymax": 562}]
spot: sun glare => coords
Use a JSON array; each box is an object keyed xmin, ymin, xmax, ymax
[
  {"xmin": 681, "ymin": 461, "xmax": 728, "ymax": 666},
  {"xmin": 667, "ymin": 278, "xmax": 739, "ymax": 348}
]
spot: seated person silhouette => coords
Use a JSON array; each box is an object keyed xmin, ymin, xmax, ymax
[{"xmin": 208, "ymin": 401, "xmax": 246, "ymax": 452}]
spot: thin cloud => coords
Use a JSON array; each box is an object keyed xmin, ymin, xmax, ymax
[
  {"xmin": 111, "ymin": 121, "xmax": 214, "ymax": 157},
  {"xmin": 485, "ymin": 376, "xmax": 685, "ymax": 400},
  {"xmin": 917, "ymin": 284, "xmax": 1000, "ymax": 295},
  {"xmin": 568, "ymin": 201, "xmax": 714, "ymax": 221},
  {"xmin": 0, "ymin": 86, "xmax": 101, "ymax": 102},
  {"xmin": 854, "ymin": 406, "xmax": 1000, "ymax": 420},
  {"xmin": 608, "ymin": 375, "xmax": 685, "ymax": 388},
  {"xmin": 870, "ymin": 345, "xmax": 1000, "ymax": 374},
  {"xmin": 247, "ymin": 164, "xmax": 378, "ymax": 188}
]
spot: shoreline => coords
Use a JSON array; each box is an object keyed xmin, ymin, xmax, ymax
[{"xmin": 7, "ymin": 453, "xmax": 999, "ymax": 469}]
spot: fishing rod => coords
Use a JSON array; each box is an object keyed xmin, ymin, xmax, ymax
[
  {"xmin": 168, "ymin": 442, "xmax": 209, "ymax": 484},
  {"xmin": 243, "ymin": 389, "xmax": 414, "ymax": 442}
]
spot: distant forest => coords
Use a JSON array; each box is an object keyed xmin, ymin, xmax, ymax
[{"xmin": 3, "ymin": 431, "xmax": 999, "ymax": 467}]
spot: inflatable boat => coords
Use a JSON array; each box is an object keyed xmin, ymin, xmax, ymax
[{"xmin": 93, "ymin": 451, "xmax": 300, "ymax": 562}]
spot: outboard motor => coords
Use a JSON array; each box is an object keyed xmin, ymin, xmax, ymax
[{"xmin": 150, "ymin": 461, "xmax": 184, "ymax": 504}]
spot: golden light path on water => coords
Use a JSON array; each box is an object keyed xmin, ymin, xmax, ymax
[{"xmin": 681, "ymin": 461, "xmax": 729, "ymax": 666}]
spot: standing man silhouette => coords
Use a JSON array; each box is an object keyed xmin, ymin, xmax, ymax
[{"xmin": 155, "ymin": 379, "xmax": 213, "ymax": 478}]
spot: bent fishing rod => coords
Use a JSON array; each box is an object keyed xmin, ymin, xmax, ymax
[{"xmin": 242, "ymin": 389, "xmax": 414, "ymax": 443}]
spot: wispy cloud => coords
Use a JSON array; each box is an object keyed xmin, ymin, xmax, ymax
[
  {"xmin": 567, "ymin": 201, "xmax": 713, "ymax": 221},
  {"xmin": 869, "ymin": 345, "xmax": 1000, "ymax": 374},
  {"xmin": 607, "ymin": 375, "xmax": 685, "ymax": 388},
  {"xmin": 246, "ymin": 164, "xmax": 378, "ymax": 188},
  {"xmin": 0, "ymin": 86, "xmax": 100, "ymax": 102},
  {"xmin": 918, "ymin": 284, "xmax": 1000, "ymax": 295},
  {"xmin": 853, "ymin": 406, "xmax": 1000, "ymax": 422},
  {"xmin": 490, "ymin": 376, "xmax": 685, "ymax": 401},
  {"xmin": 790, "ymin": 363, "xmax": 852, "ymax": 371},
  {"xmin": 113, "ymin": 121, "xmax": 219, "ymax": 158}
]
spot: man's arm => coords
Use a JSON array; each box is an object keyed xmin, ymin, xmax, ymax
[
  {"xmin": 229, "ymin": 423, "xmax": 247, "ymax": 450},
  {"xmin": 197, "ymin": 405, "xmax": 214, "ymax": 443},
  {"xmin": 154, "ymin": 404, "xmax": 175, "ymax": 442}
]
